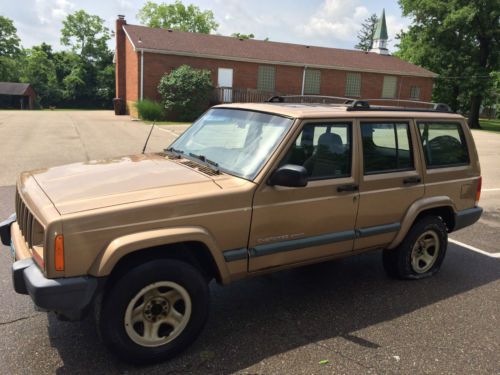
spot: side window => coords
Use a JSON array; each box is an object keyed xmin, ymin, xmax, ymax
[
  {"xmin": 361, "ymin": 122, "xmax": 414, "ymax": 174},
  {"xmin": 281, "ymin": 123, "xmax": 352, "ymax": 180},
  {"xmin": 418, "ymin": 122, "xmax": 469, "ymax": 168}
]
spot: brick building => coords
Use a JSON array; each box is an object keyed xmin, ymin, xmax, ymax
[
  {"xmin": 0, "ymin": 82, "xmax": 36, "ymax": 110},
  {"xmin": 114, "ymin": 15, "xmax": 436, "ymax": 116}
]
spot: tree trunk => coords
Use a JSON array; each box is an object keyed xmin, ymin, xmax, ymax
[{"xmin": 468, "ymin": 95, "xmax": 482, "ymax": 129}]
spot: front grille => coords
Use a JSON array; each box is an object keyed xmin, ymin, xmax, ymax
[{"xmin": 15, "ymin": 189, "xmax": 44, "ymax": 249}]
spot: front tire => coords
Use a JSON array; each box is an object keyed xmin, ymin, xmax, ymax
[
  {"xmin": 383, "ymin": 216, "xmax": 448, "ymax": 279},
  {"xmin": 99, "ymin": 259, "xmax": 209, "ymax": 364}
]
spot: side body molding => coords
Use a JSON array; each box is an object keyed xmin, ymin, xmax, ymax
[
  {"xmin": 89, "ymin": 226, "xmax": 231, "ymax": 283},
  {"xmin": 387, "ymin": 196, "xmax": 456, "ymax": 249}
]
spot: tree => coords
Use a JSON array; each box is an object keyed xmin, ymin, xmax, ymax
[
  {"xmin": 138, "ymin": 1, "xmax": 218, "ymax": 34},
  {"xmin": 396, "ymin": 0, "xmax": 499, "ymax": 128},
  {"xmin": 231, "ymin": 32, "xmax": 255, "ymax": 40},
  {"xmin": 158, "ymin": 65, "xmax": 213, "ymax": 121},
  {"xmin": 0, "ymin": 15, "xmax": 21, "ymax": 82},
  {"xmin": 59, "ymin": 10, "xmax": 114, "ymax": 108},
  {"xmin": 355, "ymin": 14, "xmax": 379, "ymax": 51},
  {"xmin": 0, "ymin": 15, "xmax": 21, "ymax": 57},
  {"xmin": 19, "ymin": 47, "xmax": 59, "ymax": 107},
  {"xmin": 61, "ymin": 10, "xmax": 111, "ymax": 60}
]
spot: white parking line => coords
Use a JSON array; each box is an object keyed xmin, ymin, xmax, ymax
[
  {"xmin": 482, "ymin": 188, "xmax": 500, "ymax": 192},
  {"xmin": 449, "ymin": 239, "xmax": 500, "ymax": 258}
]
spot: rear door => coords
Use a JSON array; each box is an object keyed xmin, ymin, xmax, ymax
[
  {"xmin": 248, "ymin": 120, "xmax": 359, "ymax": 272},
  {"xmin": 354, "ymin": 118, "xmax": 425, "ymax": 250}
]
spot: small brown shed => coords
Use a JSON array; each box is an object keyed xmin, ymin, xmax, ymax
[{"xmin": 0, "ymin": 82, "xmax": 36, "ymax": 109}]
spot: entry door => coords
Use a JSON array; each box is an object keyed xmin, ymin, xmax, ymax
[
  {"xmin": 249, "ymin": 121, "xmax": 359, "ymax": 272},
  {"xmin": 354, "ymin": 119, "xmax": 424, "ymax": 250},
  {"xmin": 217, "ymin": 68, "xmax": 233, "ymax": 102}
]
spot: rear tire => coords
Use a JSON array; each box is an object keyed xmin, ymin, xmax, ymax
[
  {"xmin": 99, "ymin": 259, "xmax": 209, "ymax": 364},
  {"xmin": 383, "ymin": 216, "xmax": 447, "ymax": 279}
]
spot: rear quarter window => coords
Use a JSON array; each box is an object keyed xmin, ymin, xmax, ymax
[{"xmin": 418, "ymin": 122, "xmax": 470, "ymax": 168}]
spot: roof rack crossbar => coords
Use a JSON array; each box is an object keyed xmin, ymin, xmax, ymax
[
  {"xmin": 266, "ymin": 95, "xmax": 453, "ymax": 113},
  {"xmin": 268, "ymin": 95, "xmax": 354, "ymax": 103}
]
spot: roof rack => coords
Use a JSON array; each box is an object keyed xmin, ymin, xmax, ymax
[
  {"xmin": 268, "ymin": 95, "xmax": 354, "ymax": 104},
  {"xmin": 266, "ymin": 95, "xmax": 453, "ymax": 113}
]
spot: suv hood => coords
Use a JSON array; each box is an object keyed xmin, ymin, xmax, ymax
[{"xmin": 28, "ymin": 153, "xmax": 220, "ymax": 214}]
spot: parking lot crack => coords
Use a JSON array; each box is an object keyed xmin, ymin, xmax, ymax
[{"xmin": 0, "ymin": 314, "xmax": 38, "ymax": 326}]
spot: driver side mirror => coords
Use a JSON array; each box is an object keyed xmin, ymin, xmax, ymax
[{"xmin": 268, "ymin": 164, "xmax": 308, "ymax": 187}]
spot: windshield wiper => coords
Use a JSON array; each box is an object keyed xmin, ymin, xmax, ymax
[
  {"xmin": 164, "ymin": 146, "xmax": 184, "ymax": 158},
  {"xmin": 188, "ymin": 153, "xmax": 220, "ymax": 174}
]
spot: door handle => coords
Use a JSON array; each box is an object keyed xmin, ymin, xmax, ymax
[
  {"xmin": 337, "ymin": 184, "xmax": 359, "ymax": 192},
  {"xmin": 403, "ymin": 176, "xmax": 421, "ymax": 185}
]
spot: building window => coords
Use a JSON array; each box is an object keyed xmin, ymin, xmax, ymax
[
  {"xmin": 382, "ymin": 76, "xmax": 398, "ymax": 98},
  {"xmin": 410, "ymin": 86, "xmax": 421, "ymax": 100},
  {"xmin": 304, "ymin": 69, "xmax": 321, "ymax": 95},
  {"xmin": 345, "ymin": 73, "xmax": 361, "ymax": 97},
  {"xmin": 257, "ymin": 65, "xmax": 276, "ymax": 92}
]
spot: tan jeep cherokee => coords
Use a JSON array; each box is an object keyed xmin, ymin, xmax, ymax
[{"xmin": 1, "ymin": 98, "xmax": 482, "ymax": 364}]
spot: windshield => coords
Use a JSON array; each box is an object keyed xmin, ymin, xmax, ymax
[{"xmin": 169, "ymin": 108, "xmax": 294, "ymax": 179}]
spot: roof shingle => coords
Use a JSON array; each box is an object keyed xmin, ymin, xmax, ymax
[
  {"xmin": 123, "ymin": 24, "xmax": 436, "ymax": 78},
  {"xmin": 0, "ymin": 82, "xmax": 31, "ymax": 96}
]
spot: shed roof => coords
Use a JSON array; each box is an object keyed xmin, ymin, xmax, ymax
[
  {"xmin": 0, "ymin": 82, "xmax": 32, "ymax": 96},
  {"xmin": 123, "ymin": 24, "xmax": 436, "ymax": 78}
]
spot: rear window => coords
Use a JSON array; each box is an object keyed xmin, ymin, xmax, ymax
[{"xmin": 418, "ymin": 122, "xmax": 469, "ymax": 168}]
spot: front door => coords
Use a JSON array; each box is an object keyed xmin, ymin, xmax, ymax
[
  {"xmin": 249, "ymin": 120, "xmax": 359, "ymax": 272},
  {"xmin": 354, "ymin": 119, "xmax": 424, "ymax": 250},
  {"xmin": 217, "ymin": 68, "xmax": 233, "ymax": 102}
]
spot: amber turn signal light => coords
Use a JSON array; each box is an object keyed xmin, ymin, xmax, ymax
[
  {"xmin": 55, "ymin": 234, "xmax": 65, "ymax": 271},
  {"xmin": 475, "ymin": 176, "xmax": 482, "ymax": 206}
]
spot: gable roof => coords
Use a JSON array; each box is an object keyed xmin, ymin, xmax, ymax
[
  {"xmin": 0, "ymin": 82, "xmax": 32, "ymax": 96},
  {"xmin": 123, "ymin": 24, "xmax": 436, "ymax": 78}
]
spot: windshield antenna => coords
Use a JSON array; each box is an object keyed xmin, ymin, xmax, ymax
[{"xmin": 142, "ymin": 122, "xmax": 155, "ymax": 154}]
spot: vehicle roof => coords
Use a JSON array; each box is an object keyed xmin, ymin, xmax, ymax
[{"xmin": 213, "ymin": 103, "xmax": 465, "ymax": 120}]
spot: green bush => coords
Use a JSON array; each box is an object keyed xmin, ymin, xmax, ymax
[
  {"xmin": 135, "ymin": 99, "xmax": 165, "ymax": 121},
  {"xmin": 157, "ymin": 65, "xmax": 213, "ymax": 121}
]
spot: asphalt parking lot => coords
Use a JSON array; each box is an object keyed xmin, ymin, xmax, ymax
[{"xmin": 0, "ymin": 110, "xmax": 499, "ymax": 374}]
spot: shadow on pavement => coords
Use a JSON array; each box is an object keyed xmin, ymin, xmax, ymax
[{"xmin": 47, "ymin": 244, "xmax": 500, "ymax": 374}]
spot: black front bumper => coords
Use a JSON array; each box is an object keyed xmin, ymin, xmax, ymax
[
  {"xmin": 12, "ymin": 258, "xmax": 101, "ymax": 320},
  {"xmin": 0, "ymin": 213, "xmax": 16, "ymax": 246}
]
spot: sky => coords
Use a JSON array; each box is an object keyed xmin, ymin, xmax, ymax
[{"xmin": 0, "ymin": 0, "xmax": 411, "ymax": 52}]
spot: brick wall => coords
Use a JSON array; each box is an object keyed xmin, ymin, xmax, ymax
[
  {"xmin": 124, "ymin": 37, "xmax": 139, "ymax": 116},
  {"xmin": 140, "ymin": 53, "xmax": 433, "ymax": 103}
]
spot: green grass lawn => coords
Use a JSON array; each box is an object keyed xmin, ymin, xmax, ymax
[{"xmin": 479, "ymin": 119, "xmax": 500, "ymax": 132}]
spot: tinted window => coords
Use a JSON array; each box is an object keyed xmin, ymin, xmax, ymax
[
  {"xmin": 362, "ymin": 122, "xmax": 414, "ymax": 174},
  {"xmin": 418, "ymin": 122, "xmax": 469, "ymax": 167},
  {"xmin": 281, "ymin": 123, "xmax": 351, "ymax": 180}
]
